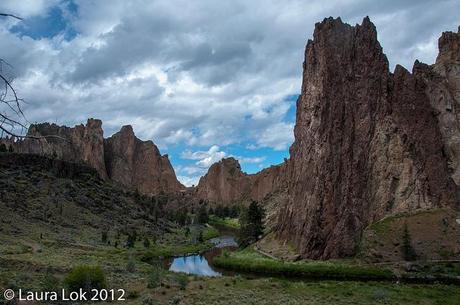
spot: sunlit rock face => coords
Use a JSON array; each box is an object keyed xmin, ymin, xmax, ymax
[
  {"xmin": 195, "ymin": 157, "xmax": 288, "ymax": 204},
  {"xmin": 196, "ymin": 158, "xmax": 251, "ymax": 203},
  {"xmin": 104, "ymin": 125, "xmax": 184, "ymax": 195},
  {"xmin": 276, "ymin": 17, "xmax": 459, "ymax": 259}
]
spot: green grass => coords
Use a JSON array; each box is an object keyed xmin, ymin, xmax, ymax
[
  {"xmin": 214, "ymin": 248, "xmax": 395, "ymax": 281},
  {"xmin": 203, "ymin": 226, "xmax": 220, "ymax": 240},
  {"xmin": 367, "ymin": 209, "xmax": 446, "ymax": 235},
  {"xmin": 183, "ymin": 276, "xmax": 460, "ymax": 305},
  {"xmin": 209, "ymin": 215, "xmax": 240, "ymax": 229}
]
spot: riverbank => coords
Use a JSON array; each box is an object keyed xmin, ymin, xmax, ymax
[
  {"xmin": 214, "ymin": 248, "xmax": 395, "ymax": 281},
  {"xmin": 209, "ymin": 215, "xmax": 240, "ymax": 230},
  {"xmin": 213, "ymin": 247, "xmax": 460, "ymax": 284}
]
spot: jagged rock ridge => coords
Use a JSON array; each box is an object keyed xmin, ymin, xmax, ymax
[
  {"xmin": 105, "ymin": 125, "xmax": 184, "ymax": 195},
  {"xmin": 276, "ymin": 17, "xmax": 460, "ymax": 259},
  {"xmin": 10, "ymin": 119, "xmax": 108, "ymax": 179},
  {"xmin": 5, "ymin": 119, "xmax": 184, "ymax": 195},
  {"xmin": 196, "ymin": 157, "xmax": 288, "ymax": 204}
]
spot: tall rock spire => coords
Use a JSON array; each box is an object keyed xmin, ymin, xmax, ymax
[{"xmin": 276, "ymin": 17, "xmax": 458, "ymax": 259}]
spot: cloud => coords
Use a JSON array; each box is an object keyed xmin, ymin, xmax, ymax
[
  {"xmin": 1, "ymin": 0, "xmax": 458, "ymax": 184},
  {"xmin": 0, "ymin": 0, "xmax": 59, "ymax": 18},
  {"xmin": 177, "ymin": 145, "xmax": 266, "ymax": 186},
  {"xmin": 182, "ymin": 145, "xmax": 227, "ymax": 167},
  {"xmin": 177, "ymin": 175, "xmax": 201, "ymax": 187},
  {"xmin": 238, "ymin": 156, "xmax": 266, "ymax": 164},
  {"xmin": 256, "ymin": 122, "xmax": 295, "ymax": 151}
]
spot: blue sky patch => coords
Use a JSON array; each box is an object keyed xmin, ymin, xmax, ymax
[{"xmin": 11, "ymin": 2, "xmax": 77, "ymax": 41}]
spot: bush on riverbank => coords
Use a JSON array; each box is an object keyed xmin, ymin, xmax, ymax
[
  {"xmin": 214, "ymin": 249, "xmax": 395, "ymax": 281},
  {"xmin": 209, "ymin": 215, "xmax": 240, "ymax": 229}
]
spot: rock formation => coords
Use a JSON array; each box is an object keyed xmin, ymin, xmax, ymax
[
  {"xmin": 196, "ymin": 157, "xmax": 288, "ymax": 203},
  {"xmin": 4, "ymin": 119, "xmax": 184, "ymax": 195},
  {"xmin": 276, "ymin": 17, "xmax": 460, "ymax": 259},
  {"xmin": 413, "ymin": 27, "xmax": 460, "ymax": 185},
  {"xmin": 12, "ymin": 119, "xmax": 108, "ymax": 179},
  {"xmin": 104, "ymin": 125, "xmax": 184, "ymax": 195},
  {"xmin": 196, "ymin": 158, "xmax": 251, "ymax": 203}
]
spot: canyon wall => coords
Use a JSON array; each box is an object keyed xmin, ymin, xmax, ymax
[
  {"xmin": 4, "ymin": 119, "xmax": 184, "ymax": 195},
  {"xmin": 276, "ymin": 17, "xmax": 459, "ymax": 259},
  {"xmin": 195, "ymin": 157, "xmax": 288, "ymax": 204},
  {"xmin": 104, "ymin": 125, "xmax": 184, "ymax": 195},
  {"xmin": 12, "ymin": 119, "xmax": 107, "ymax": 179}
]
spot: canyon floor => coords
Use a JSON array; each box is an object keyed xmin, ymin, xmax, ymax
[{"xmin": 1, "ymin": 152, "xmax": 459, "ymax": 305}]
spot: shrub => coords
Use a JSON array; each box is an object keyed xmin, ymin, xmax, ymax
[
  {"xmin": 143, "ymin": 237, "xmax": 151, "ymax": 248},
  {"xmin": 373, "ymin": 288, "xmax": 389, "ymax": 301},
  {"xmin": 101, "ymin": 230, "xmax": 108, "ymax": 244},
  {"xmin": 401, "ymin": 223, "xmax": 417, "ymax": 261},
  {"xmin": 142, "ymin": 296, "xmax": 158, "ymax": 305},
  {"xmin": 213, "ymin": 251, "xmax": 395, "ymax": 281},
  {"xmin": 197, "ymin": 205, "xmax": 209, "ymax": 224},
  {"xmin": 41, "ymin": 270, "xmax": 60, "ymax": 292},
  {"xmin": 126, "ymin": 257, "xmax": 137, "ymax": 273},
  {"xmin": 174, "ymin": 273, "xmax": 189, "ymax": 290},
  {"xmin": 147, "ymin": 267, "xmax": 163, "ymax": 289},
  {"xmin": 126, "ymin": 232, "xmax": 136, "ymax": 248},
  {"xmin": 63, "ymin": 265, "xmax": 106, "ymax": 293}
]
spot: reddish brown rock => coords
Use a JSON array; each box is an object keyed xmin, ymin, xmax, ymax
[
  {"xmin": 196, "ymin": 157, "xmax": 288, "ymax": 204},
  {"xmin": 104, "ymin": 125, "xmax": 184, "ymax": 195},
  {"xmin": 248, "ymin": 162, "xmax": 289, "ymax": 202},
  {"xmin": 4, "ymin": 119, "xmax": 184, "ymax": 195},
  {"xmin": 196, "ymin": 158, "xmax": 251, "ymax": 203},
  {"xmin": 11, "ymin": 118, "xmax": 108, "ymax": 179},
  {"xmin": 413, "ymin": 26, "xmax": 460, "ymax": 185},
  {"xmin": 276, "ymin": 17, "xmax": 459, "ymax": 259}
]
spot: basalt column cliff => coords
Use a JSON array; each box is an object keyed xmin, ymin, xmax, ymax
[{"xmin": 276, "ymin": 17, "xmax": 460, "ymax": 259}]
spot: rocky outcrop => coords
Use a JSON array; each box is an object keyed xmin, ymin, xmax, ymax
[
  {"xmin": 413, "ymin": 27, "xmax": 460, "ymax": 185},
  {"xmin": 196, "ymin": 158, "xmax": 251, "ymax": 203},
  {"xmin": 249, "ymin": 162, "xmax": 289, "ymax": 202},
  {"xmin": 4, "ymin": 119, "xmax": 184, "ymax": 195},
  {"xmin": 12, "ymin": 119, "xmax": 107, "ymax": 179},
  {"xmin": 195, "ymin": 157, "xmax": 288, "ymax": 204},
  {"xmin": 276, "ymin": 17, "xmax": 459, "ymax": 259},
  {"xmin": 104, "ymin": 125, "xmax": 184, "ymax": 195}
]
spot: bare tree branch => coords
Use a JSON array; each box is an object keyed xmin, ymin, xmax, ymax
[
  {"xmin": 0, "ymin": 12, "xmax": 69, "ymax": 145},
  {"xmin": 0, "ymin": 13, "xmax": 23, "ymax": 20}
]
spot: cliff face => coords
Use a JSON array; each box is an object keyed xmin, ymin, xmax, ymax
[
  {"xmin": 248, "ymin": 162, "xmax": 289, "ymax": 202},
  {"xmin": 6, "ymin": 119, "xmax": 184, "ymax": 195},
  {"xmin": 276, "ymin": 17, "xmax": 459, "ymax": 259},
  {"xmin": 195, "ymin": 157, "xmax": 288, "ymax": 204},
  {"xmin": 104, "ymin": 125, "xmax": 184, "ymax": 195},
  {"xmin": 13, "ymin": 119, "xmax": 108, "ymax": 179},
  {"xmin": 414, "ymin": 27, "xmax": 460, "ymax": 185},
  {"xmin": 196, "ymin": 158, "xmax": 251, "ymax": 203}
]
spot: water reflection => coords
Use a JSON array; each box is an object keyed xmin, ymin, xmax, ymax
[
  {"xmin": 169, "ymin": 254, "xmax": 221, "ymax": 276},
  {"xmin": 167, "ymin": 235, "xmax": 238, "ymax": 276}
]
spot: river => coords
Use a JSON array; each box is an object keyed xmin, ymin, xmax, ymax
[{"xmin": 164, "ymin": 233, "xmax": 238, "ymax": 277}]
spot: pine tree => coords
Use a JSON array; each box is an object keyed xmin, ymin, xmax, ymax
[
  {"xmin": 239, "ymin": 201, "xmax": 264, "ymax": 247},
  {"xmin": 197, "ymin": 205, "xmax": 209, "ymax": 224},
  {"xmin": 401, "ymin": 223, "xmax": 417, "ymax": 261}
]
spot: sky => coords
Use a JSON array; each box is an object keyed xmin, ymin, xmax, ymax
[{"xmin": 0, "ymin": 0, "xmax": 458, "ymax": 186}]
